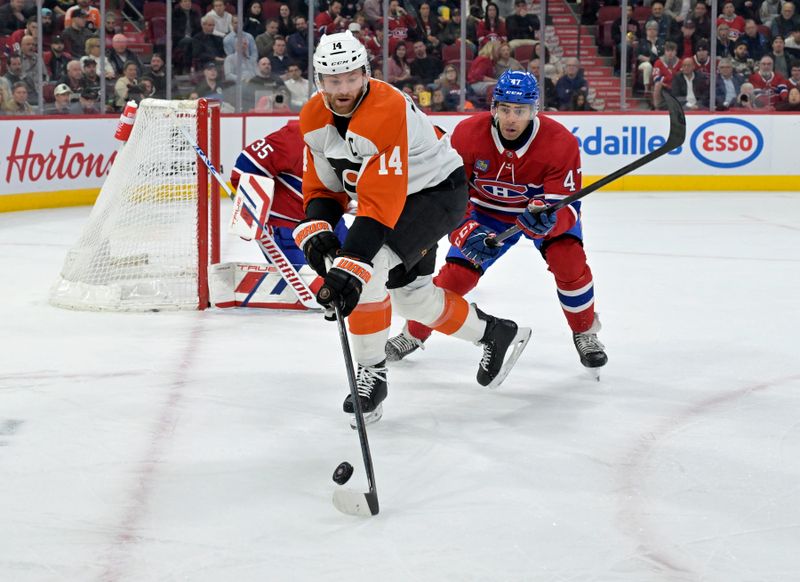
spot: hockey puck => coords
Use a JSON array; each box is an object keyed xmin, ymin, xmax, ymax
[{"xmin": 332, "ymin": 461, "xmax": 354, "ymax": 485}]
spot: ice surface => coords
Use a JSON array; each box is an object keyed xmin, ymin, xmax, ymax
[{"xmin": 1, "ymin": 192, "xmax": 799, "ymax": 582}]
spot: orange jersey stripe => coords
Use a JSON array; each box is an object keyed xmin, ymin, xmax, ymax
[
  {"xmin": 429, "ymin": 290, "xmax": 469, "ymax": 336},
  {"xmin": 348, "ymin": 295, "xmax": 392, "ymax": 335}
]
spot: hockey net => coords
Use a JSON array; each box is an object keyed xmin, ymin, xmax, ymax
[{"xmin": 49, "ymin": 98, "xmax": 221, "ymax": 311}]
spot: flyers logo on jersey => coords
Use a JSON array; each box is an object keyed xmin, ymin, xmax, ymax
[{"xmin": 474, "ymin": 179, "xmax": 532, "ymax": 204}]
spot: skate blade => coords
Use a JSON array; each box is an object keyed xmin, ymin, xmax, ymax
[
  {"xmin": 486, "ymin": 327, "xmax": 532, "ymax": 390},
  {"xmin": 583, "ymin": 366, "xmax": 601, "ymax": 382},
  {"xmin": 348, "ymin": 404, "xmax": 383, "ymax": 429}
]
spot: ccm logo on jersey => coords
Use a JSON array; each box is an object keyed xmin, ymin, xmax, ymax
[
  {"xmin": 474, "ymin": 179, "xmax": 537, "ymax": 203},
  {"xmin": 690, "ymin": 118, "xmax": 764, "ymax": 169}
]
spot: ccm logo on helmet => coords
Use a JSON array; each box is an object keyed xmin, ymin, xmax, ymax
[{"xmin": 690, "ymin": 118, "xmax": 763, "ymax": 169}]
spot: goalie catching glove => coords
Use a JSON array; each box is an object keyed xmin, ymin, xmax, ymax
[
  {"xmin": 317, "ymin": 253, "xmax": 373, "ymax": 318},
  {"xmin": 516, "ymin": 199, "xmax": 557, "ymax": 238},
  {"xmin": 292, "ymin": 220, "xmax": 341, "ymax": 277},
  {"xmin": 450, "ymin": 220, "xmax": 503, "ymax": 265}
]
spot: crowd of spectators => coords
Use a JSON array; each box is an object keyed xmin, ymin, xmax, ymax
[
  {"xmin": 1, "ymin": 0, "xmax": 798, "ymax": 114},
  {"xmin": 611, "ymin": 0, "xmax": 799, "ymax": 110}
]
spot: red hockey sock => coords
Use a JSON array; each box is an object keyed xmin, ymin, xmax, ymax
[{"xmin": 546, "ymin": 238, "xmax": 596, "ymax": 333}]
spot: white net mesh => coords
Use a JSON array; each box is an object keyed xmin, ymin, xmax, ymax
[{"xmin": 50, "ymin": 99, "xmax": 206, "ymax": 312}]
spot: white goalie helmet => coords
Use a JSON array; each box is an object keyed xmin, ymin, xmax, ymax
[{"xmin": 313, "ymin": 30, "xmax": 371, "ymax": 114}]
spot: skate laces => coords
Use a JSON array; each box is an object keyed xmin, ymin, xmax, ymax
[
  {"xmin": 356, "ymin": 364, "xmax": 387, "ymax": 399},
  {"xmin": 387, "ymin": 332, "xmax": 424, "ymax": 354},
  {"xmin": 574, "ymin": 331, "xmax": 605, "ymax": 354}
]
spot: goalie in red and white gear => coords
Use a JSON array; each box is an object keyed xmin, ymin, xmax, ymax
[
  {"xmin": 230, "ymin": 120, "xmax": 348, "ymax": 269},
  {"xmin": 387, "ymin": 70, "xmax": 608, "ymax": 374}
]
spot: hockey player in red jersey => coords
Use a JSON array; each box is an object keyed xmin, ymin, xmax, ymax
[
  {"xmin": 386, "ymin": 69, "xmax": 608, "ymax": 373},
  {"xmin": 230, "ymin": 120, "xmax": 347, "ymax": 268},
  {"xmin": 292, "ymin": 31, "xmax": 531, "ymax": 426}
]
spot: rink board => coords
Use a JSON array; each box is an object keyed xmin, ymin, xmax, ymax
[{"xmin": 1, "ymin": 112, "xmax": 797, "ymax": 212}]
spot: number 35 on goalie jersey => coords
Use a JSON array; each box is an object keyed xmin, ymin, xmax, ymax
[{"xmin": 299, "ymin": 79, "xmax": 463, "ymax": 229}]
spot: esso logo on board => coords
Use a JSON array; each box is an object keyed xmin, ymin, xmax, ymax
[{"xmin": 690, "ymin": 118, "xmax": 763, "ymax": 168}]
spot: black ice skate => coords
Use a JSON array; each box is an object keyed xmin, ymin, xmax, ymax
[
  {"xmin": 475, "ymin": 306, "xmax": 532, "ymax": 389},
  {"xmin": 343, "ymin": 360, "xmax": 388, "ymax": 428},
  {"xmin": 573, "ymin": 314, "xmax": 608, "ymax": 375},
  {"xmin": 385, "ymin": 324, "xmax": 425, "ymax": 362}
]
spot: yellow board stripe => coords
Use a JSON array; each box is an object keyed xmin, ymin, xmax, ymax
[{"xmin": 0, "ymin": 189, "xmax": 100, "ymax": 213}]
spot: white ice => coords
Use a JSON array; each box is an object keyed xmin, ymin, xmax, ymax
[{"xmin": 1, "ymin": 192, "xmax": 799, "ymax": 582}]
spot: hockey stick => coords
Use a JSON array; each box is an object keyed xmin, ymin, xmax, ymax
[
  {"xmin": 178, "ymin": 126, "xmax": 318, "ymax": 309},
  {"xmin": 327, "ymin": 299, "xmax": 380, "ymax": 517},
  {"xmin": 488, "ymin": 89, "xmax": 686, "ymax": 246}
]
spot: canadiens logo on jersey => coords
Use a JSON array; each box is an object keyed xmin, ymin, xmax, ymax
[{"xmin": 473, "ymin": 178, "xmax": 542, "ymax": 205}]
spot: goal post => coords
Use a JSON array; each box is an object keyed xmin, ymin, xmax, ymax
[{"xmin": 49, "ymin": 98, "xmax": 222, "ymax": 312}]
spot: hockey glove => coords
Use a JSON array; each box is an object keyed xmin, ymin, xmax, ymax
[
  {"xmin": 292, "ymin": 220, "xmax": 341, "ymax": 277},
  {"xmin": 317, "ymin": 254, "xmax": 373, "ymax": 318},
  {"xmin": 516, "ymin": 200, "xmax": 557, "ymax": 238},
  {"xmin": 450, "ymin": 220, "xmax": 502, "ymax": 265}
]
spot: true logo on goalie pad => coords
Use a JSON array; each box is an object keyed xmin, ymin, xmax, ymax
[{"xmin": 210, "ymin": 262, "xmax": 322, "ymax": 310}]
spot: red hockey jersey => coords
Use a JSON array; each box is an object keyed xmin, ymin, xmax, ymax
[
  {"xmin": 451, "ymin": 112, "xmax": 582, "ymax": 236},
  {"xmin": 231, "ymin": 120, "xmax": 305, "ymax": 229}
]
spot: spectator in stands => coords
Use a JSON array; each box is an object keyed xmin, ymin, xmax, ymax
[
  {"xmin": 638, "ymin": 21, "xmax": 665, "ymax": 89},
  {"xmin": 78, "ymin": 88, "xmax": 101, "ymax": 114},
  {"xmin": 652, "ymin": 40, "xmax": 680, "ymax": 108},
  {"xmin": 283, "ymin": 62, "xmax": 309, "ymax": 111},
  {"xmin": 193, "ymin": 16, "xmax": 226, "ymax": 70},
  {"xmin": 316, "ymin": 0, "xmax": 349, "ymax": 37},
  {"xmin": 570, "ymin": 91, "xmax": 597, "ymax": 111},
  {"xmin": 144, "ymin": 53, "xmax": 168, "ymax": 98},
  {"xmin": 287, "ymin": 16, "xmax": 309, "ymax": 70},
  {"xmin": 60, "ymin": 59, "xmax": 85, "ymax": 99},
  {"xmin": 772, "ymin": 2, "xmax": 800, "ymax": 40},
  {"xmin": 770, "ymin": 35, "xmax": 794, "ymax": 77},
  {"xmin": 476, "ymin": 1, "xmax": 507, "ymax": 47},
  {"xmin": 741, "ymin": 19, "xmax": 769, "ymax": 62},
  {"xmin": 114, "ymin": 60, "xmax": 139, "ymax": 109},
  {"xmin": 717, "ymin": 1, "xmax": 745, "ymax": 40},
  {"xmin": 493, "ymin": 42, "xmax": 523, "ymax": 77},
  {"xmin": 0, "ymin": 0, "xmax": 29, "ymax": 36},
  {"xmin": 173, "ymin": 0, "xmax": 203, "ymax": 72},
  {"xmin": 108, "ymin": 34, "xmax": 143, "ymax": 77},
  {"xmin": 438, "ymin": 62, "xmax": 474, "ymax": 109},
  {"xmin": 663, "ymin": 0, "xmax": 691, "ymax": 24},
  {"xmin": 104, "ymin": 12, "xmax": 123, "ymax": 42},
  {"xmin": 223, "ymin": 16, "xmax": 257, "ymax": 57},
  {"xmin": 206, "ymin": 0, "xmax": 233, "ymax": 38},
  {"xmin": 672, "ymin": 57, "xmax": 708, "ymax": 109},
  {"xmin": 80, "ymin": 57, "xmax": 102, "ymax": 94},
  {"xmin": 467, "ymin": 39, "xmax": 501, "ymax": 100},
  {"xmin": 386, "ymin": 0, "xmax": 417, "ymax": 44},
  {"xmin": 84, "ymin": 37, "xmax": 116, "ymax": 80},
  {"xmin": 506, "ymin": 0, "xmax": 540, "ymax": 50},
  {"xmin": 19, "ymin": 35, "xmax": 45, "ymax": 102},
  {"xmin": 412, "ymin": 3, "xmax": 442, "ymax": 55},
  {"xmin": 244, "ymin": 1, "xmax": 266, "ymax": 37},
  {"xmin": 749, "ymin": 54, "xmax": 789, "ymax": 106},
  {"xmin": 734, "ymin": 0, "xmax": 760, "ymax": 23},
  {"xmin": 7, "ymin": 81, "xmax": 33, "ymax": 114},
  {"xmin": 194, "ymin": 61, "xmax": 225, "ymax": 98},
  {"xmin": 40, "ymin": 9, "xmax": 56, "ymax": 48},
  {"xmin": 47, "ymin": 83, "xmax": 79, "ymax": 114},
  {"xmin": 387, "ymin": 41, "xmax": 412, "ymax": 86},
  {"xmin": 45, "ymin": 36, "xmax": 72, "ymax": 81},
  {"xmin": 277, "ymin": 4, "xmax": 295, "ymax": 37},
  {"xmin": 612, "ymin": 5, "xmax": 642, "ymax": 74},
  {"xmin": 363, "ymin": 0, "xmax": 382, "ymax": 27},
  {"xmin": 716, "ymin": 23, "xmax": 735, "ymax": 58},
  {"xmin": 647, "ymin": 1, "xmax": 678, "ymax": 44},
  {"xmin": 62, "ymin": 11, "xmax": 94, "ymax": 58},
  {"xmin": 139, "ymin": 77, "xmax": 156, "ymax": 99},
  {"xmin": 441, "ymin": 8, "xmax": 477, "ymax": 51},
  {"xmin": 688, "ymin": 2, "xmax": 712, "ymax": 41},
  {"xmin": 555, "ymin": 57, "xmax": 588, "ymax": 110},
  {"xmin": 9, "ymin": 16, "xmax": 38, "ymax": 49},
  {"xmin": 224, "ymin": 37, "xmax": 258, "ymax": 81},
  {"xmin": 676, "ymin": 18, "xmax": 701, "ymax": 59},
  {"xmin": 3, "ymin": 55, "xmax": 27, "ymax": 93},
  {"xmin": 256, "ymin": 18, "xmax": 281, "ymax": 59},
  {"xmin": 715, "ymin": 57, "xmax": 746, "ymax": 109},
  {"xmin": 0, "ymin": 85, "xmax": 12, "ymax": 115},
  {"xmin": 65, "ymin": 0, "xmax": 100, "ymax": 31},
  {"xmin": 692, "ymin": 39, "xmax": 711, "ymax": 75},
  {"xmin": 348, "ymin": 22, "xmax": 381, "ymax": 65},
  {"xmin": 732, "ymin": 40, "xmax": 755, "ymax": 75},
  {"xmin": 245, "ymin": 56, "xmax": 285, "ymax": 108},
  {"xmin": 410, "ymin": 40, "xmax": 444, "ymax": 85},
  {"xmin": 786, "ymin": 27, "xmax": 800, "ymax": 59},
  {"xmin": 527, "ymin": 58, "xmax": 558, "ymax": 108},
  {"xmin": 788, "ymin": 62, "xmax": 800, "ymax": 88},
  {"xmin": 760, "ymin": 0, "xmax": 782, "ymax": 28},
  {"xmin": 427, "ymin": 87, "xmax": 448, "ymax": 112},
  {"xmin": 269, "ymin": 36, "xmax": 293, "ymax": 77},
  {"xmin": 776, "ymin": 85, "xmax": 800, "ymax": 109}
]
